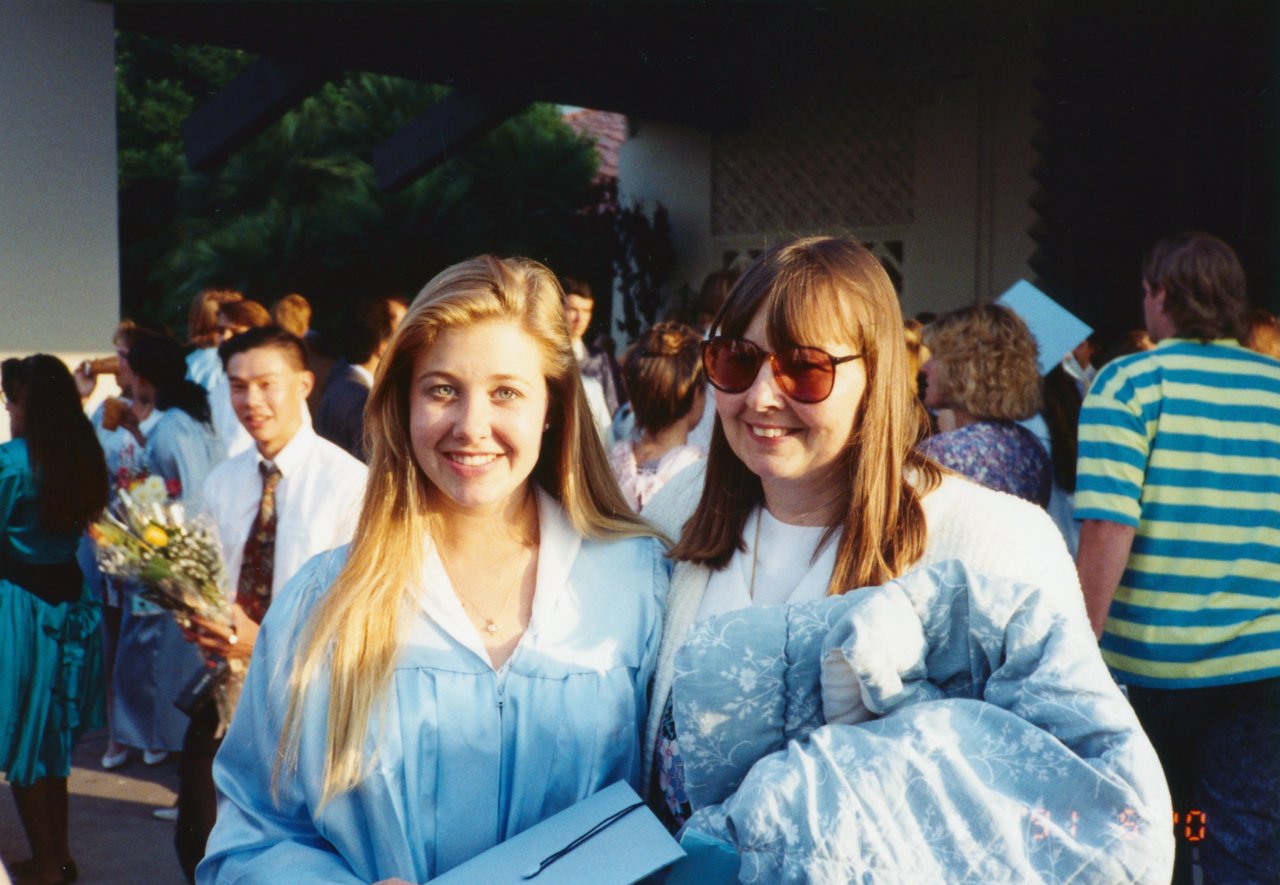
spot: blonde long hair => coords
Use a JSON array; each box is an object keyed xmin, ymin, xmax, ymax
[
  {"xmin": 670, "ymin": 236, "xmax": 941, "ymax": 593},
  {"xmin": 278, "ymin": 255, "xmax": 657, "ymax": 807}
]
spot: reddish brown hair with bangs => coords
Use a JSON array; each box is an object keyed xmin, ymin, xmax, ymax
[{"xmin": 669, "ymin": 236, "xmax": 940, "ymax": 593}]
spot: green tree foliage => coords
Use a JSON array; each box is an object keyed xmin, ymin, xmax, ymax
[
  {"xmin": 117, "ymin": 32, "xmax": 251, "ymax": 334},
  {"xmin": 611, "ymin": 197, "xmax": 675, "ymax": 339},
  {"xmin": 117, "ymin": 33, "xmax": 611, "ymax": 343}
]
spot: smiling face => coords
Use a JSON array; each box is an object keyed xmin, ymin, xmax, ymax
[
  {"xmin": 716, "ymin": 307, "xmax": 867, "ymax": 522},
  {"xmin": 409, "ymin": 319, "xmax": 551, "ymax": 519},
  {"xmin": 227, "ymin": 345, "xmax": 313, "ymax": 459}
]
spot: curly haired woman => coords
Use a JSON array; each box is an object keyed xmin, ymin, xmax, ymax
[{"xmin": 919, "ymin": 304, "xmax": 1051, "ymax": 506}]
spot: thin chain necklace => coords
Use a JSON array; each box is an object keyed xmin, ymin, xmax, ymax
[
  {"xmin": 748, "ymin": 509, "xmax": 763, "ymax": 602},
  {"xmin": 443, "ymin": 550, "xmax": 527, "ymax": 636}
]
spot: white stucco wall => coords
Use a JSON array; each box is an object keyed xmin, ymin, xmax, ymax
[
  {"xmin": 0, "ymin": 0, "xmax": 119, "ymax": 441},
  {"xmin": 617, "ymin": 12, "xmax": 1041, "ymax": 325},
  {"xmin": 908, "ymin": 74, "xmax": 982, "ymax": 316},
  {"xmin": 908, "ymin": 36, "xmax": 1038, "ymax": 316},
  {"xmin": 983, "ymin": 34, "xmax": 1040, "ymax": 303},
  {"xmin": 616, "ymin": 120, "xmax": 717, "ymax": 339}
]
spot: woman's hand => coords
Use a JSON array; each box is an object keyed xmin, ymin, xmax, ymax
[
  {"xmin": 74, "ymin": 361, "xmax": 98, "ymax": 401},
  {"xmin": 118, "ymin": 406, "xmax": 142, "ymax": 438},
  {"xmin": 184, "ymin": 603, "xmax": 260, "ymax": 662}
]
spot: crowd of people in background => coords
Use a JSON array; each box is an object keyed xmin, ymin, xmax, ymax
[{"xmin": 0, "ymin": 230, "xmax": 1276, "ymax": 884}]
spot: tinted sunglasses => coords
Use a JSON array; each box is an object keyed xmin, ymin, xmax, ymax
[{"xmin": 702, "ymin": 337, "xmax": 862, "ymax": 404}]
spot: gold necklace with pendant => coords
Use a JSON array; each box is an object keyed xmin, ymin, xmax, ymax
[{"xmin": 447, "ymin": 551, "xmax": 526, "ymax": 636}]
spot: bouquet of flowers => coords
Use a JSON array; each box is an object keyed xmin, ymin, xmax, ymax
[{"xmin": 90, "ymin": 478, "xmax": 243, "ymax": 734}]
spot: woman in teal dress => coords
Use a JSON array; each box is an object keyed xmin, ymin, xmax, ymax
[{"xmin": 0, "ymin": 355, "xmax": 108, "ymax": 885}]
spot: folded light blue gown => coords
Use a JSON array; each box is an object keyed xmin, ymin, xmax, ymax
[{"xmin": 672, "ymin": 560, "xmax": 1174, "ymax": 884}]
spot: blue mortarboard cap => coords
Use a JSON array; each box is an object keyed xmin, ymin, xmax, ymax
[{"xmin": 996, "ymin": 280, "xmax": 1093, "ymax": 376}]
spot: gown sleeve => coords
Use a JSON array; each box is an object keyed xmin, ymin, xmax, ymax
[
  {"xmin": 146, "ymin": 413, "xmax": 219, "ymax": 512},
  {"xmin": 197, "ymin": 553, "xmax": 366, "ymax": 885},
  {"xmin": 0, "ymin": 449, "xmax": 22, "ymax": 532},
  {"xmin": 635, "ymin": 537, "xmax": 670, "ymax": 731},
  {"xmin": 145, "ymin": 417, "xmax": 186, "ymax": 498}
]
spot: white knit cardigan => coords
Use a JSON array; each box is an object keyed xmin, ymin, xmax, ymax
[{"xmin": 639, "ymin": 463, "xmax": 1086, "ymax": 791}]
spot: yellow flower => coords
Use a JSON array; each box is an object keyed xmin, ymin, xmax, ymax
[{"xmin": 143, "ymin": 524, "xmax": 169, "ymax": 548}]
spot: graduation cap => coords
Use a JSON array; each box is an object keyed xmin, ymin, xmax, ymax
[{"xmin": 996, "ymin": 280, "xmax": 1093, "ymax": 376}]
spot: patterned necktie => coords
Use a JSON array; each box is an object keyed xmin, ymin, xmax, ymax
[{"xmin": 236, "ymin": 461, "xmax": 282, "ymax": 625}]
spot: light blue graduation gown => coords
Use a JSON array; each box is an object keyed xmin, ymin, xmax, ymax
[{"xmin": 199, "ymin": 492, "xmax": 668, "ymax": 884}]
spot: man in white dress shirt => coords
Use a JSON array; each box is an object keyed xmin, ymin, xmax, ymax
[
  {"xmin": 560, "ymin": 277, "xmax": 618, "ymax": 440},
  {"xmin": 170, "ymin": 326, "xmax": 367, "ymax": 882}
]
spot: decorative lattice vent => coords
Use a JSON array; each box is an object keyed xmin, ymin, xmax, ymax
[
  {"xmin": 712, "ymin": 85, "xmax": 917, "ymax": 236},
  {"xmin": 717, "ymin": 238, "xmax": 905, "ymax": 297}
]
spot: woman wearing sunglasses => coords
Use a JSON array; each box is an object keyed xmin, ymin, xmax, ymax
[{"xmin": 643, "ymin": 237, "xmax": 1170, "ymax": 879}]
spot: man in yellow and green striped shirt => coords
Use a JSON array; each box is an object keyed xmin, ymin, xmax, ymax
[{"xmin": 1075, "ymin": 231, "xmax": 1279, "ymax": 884}]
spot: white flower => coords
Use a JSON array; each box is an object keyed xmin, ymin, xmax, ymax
[{"xmin": 130, "ymin": 475, "xmax": 169, "ymax": 509}]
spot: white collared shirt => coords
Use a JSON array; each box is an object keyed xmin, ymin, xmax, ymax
[
  {"xmin": 417, "ymin": 488, "xmax": 581, "ymax": 675},
  {"xmin": 349, "ymin": 363, "xmax": 374, "ymax": 387},
  {"xmin": 201, "ymin": 422, "xmax": 368, "ymax": 599}
]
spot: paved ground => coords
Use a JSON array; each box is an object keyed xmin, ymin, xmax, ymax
[{"xmin": 1, "ymin": 729, "xmax": 187, "ymax": 884}]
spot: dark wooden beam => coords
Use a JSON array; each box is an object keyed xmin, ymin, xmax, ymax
[
  {"xmin": 182, "ymin": 58, "xmax": 327, "ymax": 170},
  {"xmin": 372, "ymin": 89, "xmax": 529, "ymax": 192}
]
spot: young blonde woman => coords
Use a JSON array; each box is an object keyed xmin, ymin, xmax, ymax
[
  {"xmin": 198, "ymin": 256, "xmax": 667, "ymax": 884},
  {"xmin": 642, "ymin": 237, "xmax": 1172, "ymax": 881}
]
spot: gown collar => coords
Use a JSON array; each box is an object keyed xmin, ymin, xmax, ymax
[{"xmin": 418, "ymin": 487, "xmax": 581, "ymax": 669}]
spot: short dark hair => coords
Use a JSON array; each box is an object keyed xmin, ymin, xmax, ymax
[
  {"xmin": 559, "ymin": 276, "xmax": 593, "ymax": 301},
  {"xmin": 342, "ymin": 296, "xmax": 406, "ymax": 364},
  {"xmin": 129, "ymin": 332, "xmax": 212, "ymax": 425},
  {"xmin": 1142, "ymin": 231, "xmax": 1247, "ymax": 341},
  {"xmin": 218, "ymin": 325, "xmax": 308, "ymax": 373}
]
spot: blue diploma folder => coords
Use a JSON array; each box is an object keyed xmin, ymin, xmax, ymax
[
  {"xmin": 432, "ymin": 781, "xmax": 685, "ymax": 884},
  {"xmin": 996, "ymin": 279, "xmax": 1093, "ymax": 376}
]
